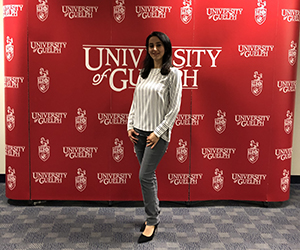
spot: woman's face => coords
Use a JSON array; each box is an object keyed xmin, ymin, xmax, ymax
[{"xmin": 148, "ymin": 36, "xmax": 165, "ymax": 67}]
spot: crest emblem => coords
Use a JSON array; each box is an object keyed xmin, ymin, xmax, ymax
[
  {"xmin": 112, "ymin": 138, "xmax": 124, "ymax": 162},
  {"xmin": 37, "ymin": 68, "xmax": 50, "ymax": 93},
  {"xmin": 6, "ymin": 36, "xmax": 14, "ymax": 62},
  {"xmin": 251, "ymin": 71, "xmax": 263, "ymax": 96},
  {"xmin": 212, "ymin": 168, "xmax": 224, "ymax": 192},
  {"xmin": 284, "ymin": 110, "xmax": 293, "ymax": 134},
  {"xmin": 176, "ymin": 139, "xmax": 188, "ymax": 163},
  {"xmin": 75, "ymin": 168, "xmax": 87, "ymax": 192},
  {"xmin": 7, "ymin": 167, "xmax": 16, "ymax": 191},
  {"xmin": 38, "ymin": 137, "xmax": 50, "ymax": 162},
  {"xmin": 180, "ymin": 0, "xmax": 193, "ymax": 24},
  {"xmin": 288, "ymin": 41, "xmax": 297, "ymax": 66},
  {"xmin": 214, "ymin": 110, "xmax": 226, "ymax": 134},
  {"xmin": 6, "ymin": 106, "xmax": 15, "ymax": 131},
  {"xmin": 280, "ymin": 169, "xmax": 290, "ymax": 193},
  {"xmin": 75, "ymin": 108, "xmax": 87, "ymax": 133},
  {"xmin": 113, "ymin": 0, "xmax": 125, "ymax": 23},
  {"xmin": 36, "ymin": 0, "xmax": 49, "ymax": 22},
  {"xmin": 247, "ymin": 140, "xmax": 259, "ymax": 164},
  {"xmin": 255, "ymin": 0, "xmax": 267, "ymax": 25}
]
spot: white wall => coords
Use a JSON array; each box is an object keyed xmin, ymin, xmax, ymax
[
  {"xmin": 291, "ymin": 32, "xmax": 300, "ymax": 175},
  {"xmin": 0, "ymin": 3, "xmax": 300, "ymax": 176},
  {"xmin": 1, "ymin": 0, "xmax": 4, "ymax": 175}
]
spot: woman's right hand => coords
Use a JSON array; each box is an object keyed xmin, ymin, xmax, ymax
[{"xmin": 128, "ymin": 129, "xmax": 139, "ymax": 144}]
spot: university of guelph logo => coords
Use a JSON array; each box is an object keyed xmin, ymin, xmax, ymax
[
  {"xmin": 214, "ymin": 110, "xmax": 226, "ymax": 134},
  {"xmin": 6, "ymin": 36, "xmax": 14, "ymax": 62},
  {"xmin": 284, "ymin": 110, "xmax": 293, "ymax": 134},
  {"xmin": 247, "ymin": 140, "xmax": 259, "ymax": 164},
  {"xmin": 36, "ymin": 0, "xmax": 49, "ymax": 22},
  {"xmin": 288, "ymin": 41, "xmax": 297, "ymax": 66},
  {"xmin": 255, "ymin": 0, "xmax": 267, "ymax": 25},
  {"xmin": 7, "ymin": 166, "xmax": 16, "ymax": 191},
  {"xmin": 180, "ymin": 0, "xmax": 193, "ymax": 24},
  {"xmin": 280, "ymin": 169, "xmax": 290, "ymax": 193},
  {"xmin": 113, "ymin": 0, "xmax": 125, "ymax": 23},
  {"xmin": 75, "ymin": 108, "xmax": 87, "ymax": 133},
  {"xmin": 6, "ymin": 106, "xmax": 15, "ymax": 131},
  {"xmin": 176, "ymin": 139, "xmax": 188, "ymax": 163},
  {"xmin": 112, "ymin": 138, "xmax": 124, "ymax": 162},
  {"xmin": 212, "ymin": 168, "xmax": 224, "ymax": 192},
  {"xmin": 251, "ymin": 71, "xmax": 263, "ymax": 96},
  {"xmin": 38, "ymin": 137, "xmax": 50, "ymax": 162},
  {"xmin": 75, "ymin": 168, "xmax": 87, "ymax": 192},
  {"xmin": 37, "ymin": 68, "xmax": 50, "ymax": 93}
]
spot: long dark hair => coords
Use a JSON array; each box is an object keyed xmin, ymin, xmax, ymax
[{"xmin": 141, "ymin": 31, "xmax": 172, "ymax": 79}]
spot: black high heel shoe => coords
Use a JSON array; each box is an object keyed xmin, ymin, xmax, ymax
[
  {"xmin": 137, "ymin": 223, "xmax": 159, "ymax": 244},
  {"xmin": 140, "ymin": 221, "xmax": 146, "ymax": 232}
]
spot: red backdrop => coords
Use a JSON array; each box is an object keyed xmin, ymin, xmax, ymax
[{"xmin": 4, "ymin": 0, "xmax": 300, "ymax": 202}]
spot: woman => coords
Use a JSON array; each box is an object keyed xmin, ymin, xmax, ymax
[{"xmin": 127, "ymin": 31, "xmax": 182, "ymax": 244}]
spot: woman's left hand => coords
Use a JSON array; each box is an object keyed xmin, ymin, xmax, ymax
[{"xmin": 146, "ymin": 133, "xmax": 159, "ymax": 149}]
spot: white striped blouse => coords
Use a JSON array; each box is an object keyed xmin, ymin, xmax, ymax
[{"xmin": 127, "ymin": 67, "xmax": 182, "ymax": 142}]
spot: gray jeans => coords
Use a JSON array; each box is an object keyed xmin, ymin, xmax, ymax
[{"xmin": 133, "ymin": 128, "xmax": 169, "ymax": 226}]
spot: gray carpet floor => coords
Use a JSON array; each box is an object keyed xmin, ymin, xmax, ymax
[{"xmin": 1, "ymin": 183, "xmax": 300, "ymax": 249}]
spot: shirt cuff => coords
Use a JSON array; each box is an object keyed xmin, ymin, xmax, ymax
[{"xmin": 154, "ymin": 123, "xmax": 169, "ymax": 138}]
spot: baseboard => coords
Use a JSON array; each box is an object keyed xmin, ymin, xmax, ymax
[
  {"xmin": 1, "ymin": 174, "xmax": 300, "ymax": 183},
  {"xmin": 291, "ymin": 175, "xmax": 300, "ymax": 184}
]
